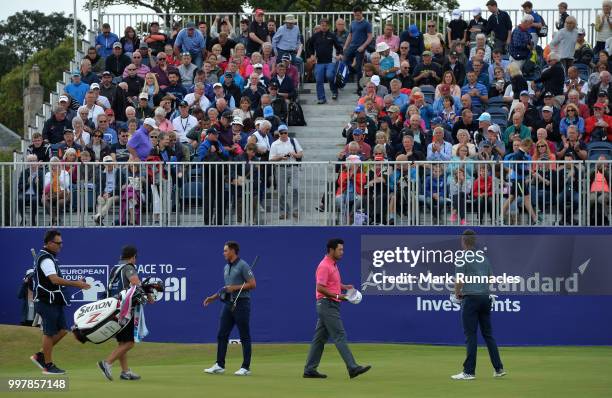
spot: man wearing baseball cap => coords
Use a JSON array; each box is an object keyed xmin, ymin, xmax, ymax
[
  {"xmin": 467, "ymin": 8, "xmax": 487, "ymax": 44},
  {"xmin": 269, "ymin": 124, "xmax": 303, "ymax": 219},
  {"xmin": 448, "ymin": 10, "xmax": 468, "ymax": 46},
  {"xmin": 478, "ymin": 124, "xmax": 505, "ymax": 160},
  {"xmin": 574, "ymin": 28, "xmax": 592, "ymax": 66},
  {"xmin": 534, "ymin": 105, "xmax": 561, "ymax": 142},
  {"xmin": 198, "ymin": 127, "xmax": 230, "ymax": 225},
  {"xmin": 413, "ymin": 50, "xmax": 442, "ymax": 86},
  {"xmin": 57, "ymin": 95, "xmax": 76, "ymax": 122},
  {"xmin": 173, "ymin": 21, "xmax": 206, "ymax": 67},
  {"xmin": 105, "ymin": 42, "xmax": 131, "ymax": 79},
  {"xmin": 65, "ymin": 72, "xmax": 89, "ymax": 105},
  {"xmin": 248, "ymin": 9, "xmax": 269, "ymax": 54},
  {"xmin": 128, "ymin": 118, "xmax": 156, "ymax": 160}
]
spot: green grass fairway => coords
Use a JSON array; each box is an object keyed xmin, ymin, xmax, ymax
[{"xmin": 1, "ymin": 325, "xmax": 610, "ymax": 398}]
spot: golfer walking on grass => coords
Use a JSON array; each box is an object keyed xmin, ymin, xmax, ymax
[
  {"xmin": 203, "ymin": 241, "xmax": 256, "ymax": 376},
  {"xmin": 30, "ymin": 229, "xmax": 91, "ymax": 375},
  {"xmin": 98, "ymin": 245, "xmax": 154, "ymax": 381},
  {"xmin": 303, "ymin": 238, "xmax": 371, "ymax": 379},
  {"xmin": 451, "ymin": 230, "xmax": 506, "ymax": 380}
]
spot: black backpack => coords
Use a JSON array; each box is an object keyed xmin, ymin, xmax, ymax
[{"xmin": 288, "ymin": 100, "xmax": 307, "ymax": 126}]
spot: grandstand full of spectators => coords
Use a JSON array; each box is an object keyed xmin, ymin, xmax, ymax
[{"xmin": 16, "ymin": 3, "xmax": 612, "ymax": 227}]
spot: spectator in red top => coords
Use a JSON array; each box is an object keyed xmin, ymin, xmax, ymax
[
  {"xmin": 472, "ymin": 164, "xmax": 494, "ymax": 224},
  {"xmin": 303, "ymin": 238, "xmax": 371, "ymax": 379},
  {"xmin": 585, "ymin": 102, "xmax": 612, "ymax": 142}
]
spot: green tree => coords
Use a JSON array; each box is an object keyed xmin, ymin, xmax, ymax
[
  {"xmin": 0, "ymin": 40, "xmax": 73, "ymax": 135},
  {"xmin": 86, "ymin": 0, "xmax": 243, "ymax": 26},
  {"xmin": 0, "ymin": 11, "xmax": 85, "ymax": 62},
  {"xmin": 248, "ymin": 0, "xmax": 458, "ymax": 13}
]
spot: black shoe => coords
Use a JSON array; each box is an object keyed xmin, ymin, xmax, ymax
[
  {"xmin": 303, "ymin": 370, "xmax": 328, "ymax": 378},
  {"xmin": 30, "ymin": 352, "xmax": 45, "ymax": 370},
  {"xmin": 332, "ymin": 93, "xmax": 338, "ymax": 100},
  {"xmin": 43, "ymin": 363, "xmax": 66, "ymax": 375},
  {"xmin": 349, "ymin": 365, "xmax": 371, "ymax": 379},
  {"xmin": 317, "ymin": 99, "xmax": 327, "ymax": 104}
]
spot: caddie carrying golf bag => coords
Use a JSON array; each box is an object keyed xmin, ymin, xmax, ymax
[{"xmin": 71, "ymin": 278, "xmax": 163, "ymax": 344}]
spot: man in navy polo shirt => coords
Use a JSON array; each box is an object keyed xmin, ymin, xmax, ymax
[
  {"xmin": 343, "ymin": 6, "xmax": 373, "ymax": 96},
  {"xmin": 203, "ymin": 241, "xmax": 256, "ymax": 376}
]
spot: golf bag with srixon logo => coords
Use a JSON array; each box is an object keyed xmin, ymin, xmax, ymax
[{"xmin": 71, "ymin": 278, "xmax": 163, "ymax": 344}]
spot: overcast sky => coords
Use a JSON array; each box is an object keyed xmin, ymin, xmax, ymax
[{"xmin": 0, "ymin": 0, "xmax": 605, "ymax": 27}]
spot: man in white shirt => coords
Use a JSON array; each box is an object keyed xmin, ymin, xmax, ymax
[
  {"xmin": 84, "ymin": 91, "xmax": 105, "ymax": 128},
  {"xmin": 269, "ymin": 124, "xmax": 303, "ymax": 220},
  {"xmin": 90, "ymin": 83, "xmax": 111, "ymax": 109},
  {"xmin": 247, "ymin": 119, "xmax": 268, "ymax": 155},
  {"xmin": 172, "ymin": 100, "xmax": 198, "ymax": 143},
  {"xmin": 184, "ymin": 82, "xmax": 211, "ymax": 111},
  {"xmin": 426, "ymin": 126, "xmax": 453, "ymax": 161}
]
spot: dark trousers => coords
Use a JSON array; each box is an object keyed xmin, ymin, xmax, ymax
[
  {"xmin": 452, "ymin": 194, "xmax": 467, "ymax": 220},
  {"xmin": 304, "ymin": 298, "xmax": 358, "ymax": 373},
  {"xmin": 461, "ymin": 295, "xmax": 503, "ymax": 375},
  {"xmin": 216, "ymin": 299, "xmax": 251, "ymax": 369},
  {"xmin": 18, "ymin": 194, "xmax": 38, "ymax": 225},
  {"xmin": 205, "ymin": 168, "xmax": 225, "ymax": 225},
  {"xmin": 476, "ymin": 196, "xmax": 493, "ymax": 223},
  {"xmin": 344, "ymin": 47, "xmax": 365, "ymax": 90}
]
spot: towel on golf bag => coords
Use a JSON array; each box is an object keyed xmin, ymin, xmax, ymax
[
  {"xmin": 133, "ymin": 304, "xmax": 149, "ymax": 342},
  {"xmin": 118, "ymin": 285, "xmax": 137, "ymax": 325}
]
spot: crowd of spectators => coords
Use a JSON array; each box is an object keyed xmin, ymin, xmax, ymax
[
  {"xmin": 21, "ymin": 3, "xmax": 612, "ymax": 226},
  {"xmin": 332, "ymin": 2, "xmax": 611, "ymax": 225}
]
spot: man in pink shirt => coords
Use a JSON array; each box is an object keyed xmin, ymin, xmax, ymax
[
  {"xmin": 303, "ymin": 238, "xmax": 371, "ymax": 379},
  {"xmin": 376, "ymin": 23, "xmax": 400, "ymax": 53}
]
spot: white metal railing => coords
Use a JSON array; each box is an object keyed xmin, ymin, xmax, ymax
[
  {"xmin": 99, "ymin": 8, "xmax": 598, "ymax": 46},
  {"xmin": 2, "ymin": 160, "xmax": 610, "ymax": 228}
]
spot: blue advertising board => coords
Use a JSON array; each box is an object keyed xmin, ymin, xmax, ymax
[{"xmin": 2, "ymin": 227, "xmax": 611, "ymax": 346}]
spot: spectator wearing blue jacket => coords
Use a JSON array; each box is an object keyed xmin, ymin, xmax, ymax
[
  {"xmin": 95, "ymin": 23, "xmax": 120, "ymax": 58},
  {"xmin": 173, "ymin": 22, "xmax": 206, "ymax": 68},
  {"xmin": 65, "ymin": 72, "xmax": 90, "ymax": 105},
  {"xmin": 421, "ymin": 163, "xmax": 448, "ymax": 221},
  {"xmin": 198, "ymin": 128, "xmax": 230, "ymax": 161},
  {"xmin": 559, "ymin": 104, "xmax": 585, "ymax": 136}
]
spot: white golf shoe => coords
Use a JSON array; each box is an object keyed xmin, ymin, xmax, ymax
[
  {"xmin": 234, "ymin": 368, "xmax": 251, "ymax": 376},
  {"xmin": 494, "ymin": 369, "xmax": 507, "ymax": 378},
  {"xmin": 451, "ymin": 372, "xmax": 475, "ymax": 380},
  {"xmin": 204, "ymin": 363, "xmax": 225, "ymax": 374}
]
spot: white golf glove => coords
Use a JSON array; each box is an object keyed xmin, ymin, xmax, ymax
[
  {"xmin": 489, "ymin": 294, "xmax": 498, "ymax": 303},
  {"xmin": 449, "ymin": 294, "xmax": 462, "ymax": 304}
]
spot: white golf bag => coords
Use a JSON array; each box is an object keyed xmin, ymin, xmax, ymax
[{"xmin": 71, "ymin": 279, "xmax": 163, "ymax": 344}]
